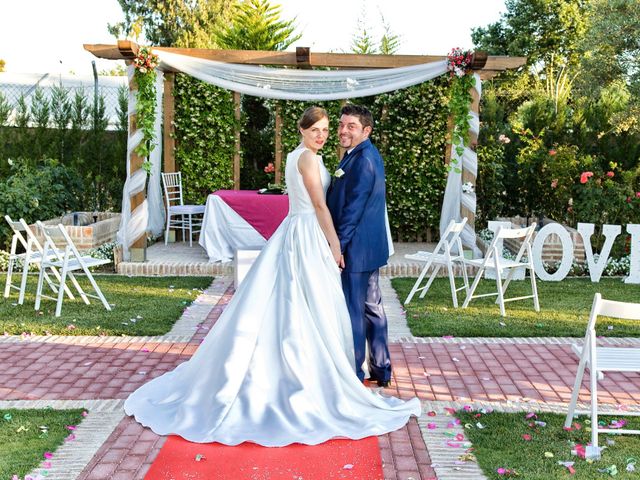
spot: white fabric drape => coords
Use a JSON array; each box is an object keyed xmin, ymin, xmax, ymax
[
  {"xmin": 439, "ymin": 73, "xmax": 482, "ymax": 257},
  {"xmin": 156, "ymin": 50, "xmax": 448, "ymax": 101},
  {"xmin": 147, "ymin": 71, "xmax": 166, "ymax": 238},
  {"xmin": 118, "ymin": 50, "xmax": 481, "ymax": 259}
]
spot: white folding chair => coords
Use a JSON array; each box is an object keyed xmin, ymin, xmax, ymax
[
  {"xmin": 3, "ymin": 216, "xmax": 72, "ymax": 304},
  {"xmin": 34, "ymin": 222, "xmax": 112, "ymax": 317},
  {"xmin": 462, "ymin": 223, "xmax": 539, "ymax": 317},
  {"xmin": 565, "ymin": 293, "xmax": 640, "ymax": 459},
  {"xmin": 404, "ymin": 218, "xmax": 470, "ymax": 307},
  {"xmin": 162, "ymin": 172, "xmax": 205, "ymax": 247}
]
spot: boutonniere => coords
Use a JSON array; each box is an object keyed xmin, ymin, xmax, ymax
[{"xmin": 334, "ymin": 168, "xmax": 345, "ymax": 178}]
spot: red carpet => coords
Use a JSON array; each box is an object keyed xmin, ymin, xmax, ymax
[{"xmin": 145, "ymin": 435, "xmax": 383, "ymax": 480}]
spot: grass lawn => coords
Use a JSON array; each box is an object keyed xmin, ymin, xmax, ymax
[
  {"xmin": 0, "ymin": 275, "xmax": 213, "ymax": 336},
  {"xmin": 392, "ymin": 277, "xmax": 640, "ymax": 337},
  {"xmin": 0, "ymin": 408, "xmax": 86, "ymax": 479},
  {"xmin": 456, "ymin": 409, "xmax": 640, "ymax": 479}
]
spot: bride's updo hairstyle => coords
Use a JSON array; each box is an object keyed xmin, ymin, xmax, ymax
[{"xmin": 298, "ymin": 106, "xmax": 329, "ymax": 130}]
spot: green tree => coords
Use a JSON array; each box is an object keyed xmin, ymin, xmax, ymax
[
  {"xmin": 576, "ymin": 0, "xmax": 640, "ymax": 96},
  {"xmin": 471, "ymin": 0, "xmax": 589, "ymax": 68},
  {"xmin": 350, "ymin": 8, "xmax": 401, "ymax": 55},
  {"xmin": 110, "ymin": 0, "xmax": 233, "ymax": 48},
  {"xmin": 214, "ymin": 0, "xmax": 301, "ymax": 51},
  {"xmin": 0, "ymin": 59, "xmax": 5, "ymax": 72}
]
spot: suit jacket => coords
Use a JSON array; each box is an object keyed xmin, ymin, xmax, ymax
[{"xmin": 326, "ymin": 139, "xmax": 389, "ymax": 273}]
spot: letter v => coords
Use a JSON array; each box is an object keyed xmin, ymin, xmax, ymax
[{"xmin": 578, "ymin": 223, "xmax": 621, "ymax": 282}]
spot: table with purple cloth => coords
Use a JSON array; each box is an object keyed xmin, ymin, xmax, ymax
[{"xmin": 198, "ymin": 190, "xmax": 289, "ymax": 262}]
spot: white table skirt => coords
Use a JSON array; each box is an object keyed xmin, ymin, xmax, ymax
[
  {"xmin": 198, "ymin": 195, "xmax": 266, "ymax": 262},
  {"xmin": 198, "ymin": 194, "xmax": 395, "ymax": 262}
]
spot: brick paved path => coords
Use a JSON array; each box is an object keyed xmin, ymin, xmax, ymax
[{"xmin": 2, "ymin": 275, "xmax": 640, "ymax": 480}]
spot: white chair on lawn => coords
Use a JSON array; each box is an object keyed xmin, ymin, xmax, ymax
[
  {"xmin": 34, "ymin": 222, "xmax": 111, "ymax": 317},
  {"xmin": 3, "ymin": 216, "xmax": 73, "ymax": 305},
  {"xmin": 565, "ymin": 293, "xmax": 640, "ymax": 459},
  {"xmin": 462, "ymin": 223, "xmax": 539, "ymax": 317},
  {"xmin": 404, "ymin": 218, "xmax": 469, "ymax": 307},
  {"xmin": 162, "ymin": 172, "xmax": 205, "ymax": 247}
]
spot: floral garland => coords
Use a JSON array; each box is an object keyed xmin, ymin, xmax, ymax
[
  {"xmin": 447, "ymin": 47, "xmax": 475, "ymax": 173},
  {"xmin": 133, "ymin": 47, "xmax": 159, "ymax": 173}
]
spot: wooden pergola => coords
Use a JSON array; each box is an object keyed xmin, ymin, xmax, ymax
[{"xmin": 86, "ymin": 40, "xmax": 525, "ymax": 260}]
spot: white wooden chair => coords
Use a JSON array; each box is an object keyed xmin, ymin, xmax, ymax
[
  {"xmin": 34, "ymin": 222, "xmax": 112, "ymax": 317},
  {"xmin": 565, "ymin": 293, "xmax": 640, "ymax": 459},
  {"xmin": 462, "ymin": 223, "xmax": 539, "ymax": 317},
  {"xmin": 3, "ymin": 216, "xmax": 72, "ymax": 304},
  {"xmin": 162, "ymin": 172, "xmax": 205, "ymax": 247},
  {"xmin": 404, "ymin": 218, "xmax": 469, "ymax": 307}
]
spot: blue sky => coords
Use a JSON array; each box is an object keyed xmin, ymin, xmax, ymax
[{"xmin": 1, "ymin": 0, "xmax": 506, "ymax": 75}]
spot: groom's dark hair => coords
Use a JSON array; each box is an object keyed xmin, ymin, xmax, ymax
[{"xmin": 341, "ymin": 104, "xmax": 374, "ymax": 130}]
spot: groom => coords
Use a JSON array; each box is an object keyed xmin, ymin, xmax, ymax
[{"xmin": 327, "ymin": 104, "xmax": 392, "ymax": 387}]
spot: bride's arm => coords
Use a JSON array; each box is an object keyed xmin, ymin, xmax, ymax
[{"xmin": 298, "ymin": 151, "xmax": 342, "ymax": 264}]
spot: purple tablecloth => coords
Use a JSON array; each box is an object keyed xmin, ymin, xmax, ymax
[{"xmin": 213, "ymin": 190, "xmax": 289, "ymax": 240}]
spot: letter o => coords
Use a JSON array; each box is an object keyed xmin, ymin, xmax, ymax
[{"xmin": 532, "ymin": 223, "xmax": 574, "ymax": 281}]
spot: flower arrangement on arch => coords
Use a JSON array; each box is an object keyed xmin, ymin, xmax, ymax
[
  {"xmin": 447, "ymin": 47, "xmax": 474, "ymax": 78},
  {"xmin": 446, "ymin": 47, "xmax": 476, "ymax": 174},
  {"xmin": 133, "ymin": 47, "xmax": 160, "ymax": 172},
  {"xmin": 133, "ymin": 47, "xmax": 159, "ymax": 74}
]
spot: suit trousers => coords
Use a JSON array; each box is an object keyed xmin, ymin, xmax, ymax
[{"xmin": 341, "ymin": 269, "xmax": 391, "ymax": 382}]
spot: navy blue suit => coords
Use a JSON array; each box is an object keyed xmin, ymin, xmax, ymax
[{"xmin": 326, "ymin": 139, "xmax": 391, "ymax": 382}]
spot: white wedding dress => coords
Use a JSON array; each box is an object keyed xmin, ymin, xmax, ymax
[{"xmin": 124, "ymin": 146, "xmax": 421, "ymax": 446}]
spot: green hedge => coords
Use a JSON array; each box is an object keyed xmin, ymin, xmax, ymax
[
  {"xmin": 0, "ymin": 86, "xmax": 127, "ymax": 212},
  {"xmin": 173, "ymin": 74, "xmax": 238, "ymax": 204},
  {"xmin": 0, "ymin": 159, "xmax": 83, "ymax": 248}
]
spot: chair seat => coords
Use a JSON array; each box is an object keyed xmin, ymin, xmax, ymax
[
  {"xmin": 13, "ymin": 249, "xmax": 65, "ymax": 261},
  {"xmin": 45, "ymin": 256, "xmax": 111, "ymax": 271},
  {"xmin": 169, "ymin": 205, "xmax": 205, "ymax": 215},
  {"xmin": 571, "ymin": 344, "xmax": 640, "ymax": 372},
  {"xmin": 405, "ymin": 251, "xmax": 463, "ymax": 264},
  {"xmin": 465, "ymin": 257, "xmax": 529, "ymax": 269}
]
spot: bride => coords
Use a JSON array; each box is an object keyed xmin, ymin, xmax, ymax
[{"xmin": 124, "ymin": 106, "xmax": 421, "ymax": 446}]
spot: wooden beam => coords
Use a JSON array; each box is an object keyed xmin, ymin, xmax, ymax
[
  {"xmin": 471, "ymin": 51, "xmax": 488, "ymax": 70},
  {"xmin": 296, "ymin": 47, "xmax": 311, "ymax": 68},
  {"xmin": 87, "ymin": 43, "xmax": 527, "ymax": 74},
  {"xmin": 84, "ymin": 44, "xmax": 132, "ymax": 60},
  {"xmin": 152, "ymin": 47, "xmax": 446, "ymax": 68},
  {"xmin": 117, "ymin": 40, "xmax": 139, "ymax": 59},
  {"xmin": 163, "ymin": 73, "xmax": 176, "ymax": 174},
  {"xmin": 233, "ymin": 91, "xmax": 241, "ymax": 190}
]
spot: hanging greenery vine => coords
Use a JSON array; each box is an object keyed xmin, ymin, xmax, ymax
[
  {"xmin": 133, "ymin": 47, "xmax": 159, "ymax": 173},
  {"xmin": 447, "ymin": 48, "xmax": 475, "ymax": 173}
]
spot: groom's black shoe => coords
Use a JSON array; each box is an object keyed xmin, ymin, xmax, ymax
[{"xmin": 368, "ymin": 376, "xmax": 391, "ymax": 388}]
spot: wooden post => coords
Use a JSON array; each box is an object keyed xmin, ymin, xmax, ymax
[
  {"xmin": 338, "ymin": 99, "xmax": 347, "ymax": 160},
  {"xmin": 128, "ymin": 75, "xmax": 147, "ymax": 262},
  {"xmin": 274, "ymin": 103, "xmax": 282, "ymax": 185},
  {"xmin": 460, "ymin": 81, "xmax": 481, "ymax": 233},
  {"xmin": 443, "ymin": 115, "xmax": 455, "ymax": 166},
  {"xmin": 163, "ymin": 72, "xmax": 176, "ymax": 173},
  {"xmin": 233, "ymin": 91, "xmax": 241, "ymax": 190}
]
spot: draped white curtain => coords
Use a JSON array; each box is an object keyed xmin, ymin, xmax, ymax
[
  {"xmin": 118, "ymin": 50, "xmax": 479, "ymax": 259},
  {"xmin": 156, "ymin": 51, "xmax": 448, "ymax": 101}
]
